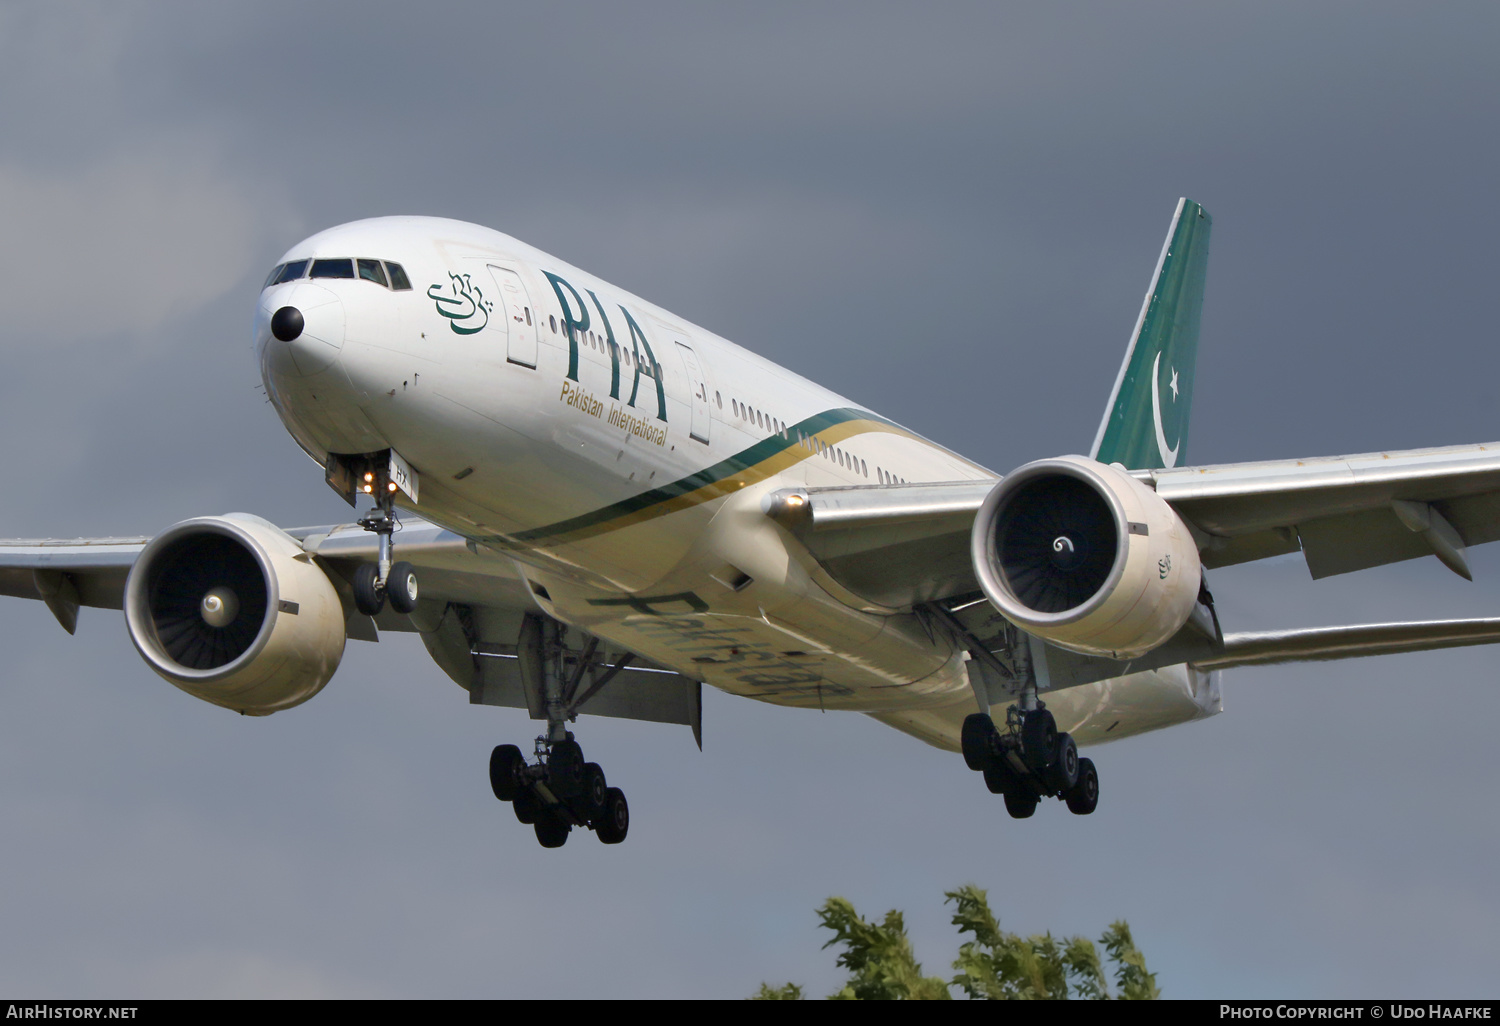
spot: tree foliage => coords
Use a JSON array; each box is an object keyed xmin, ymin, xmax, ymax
[{"xmin": 754, "ymin": 885, "xmax": 1158, "ymax": 1000}]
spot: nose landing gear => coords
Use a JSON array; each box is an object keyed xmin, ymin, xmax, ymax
[{"xmin": 352, "ymin": 484, "xmax": 418, "ymax": 617}]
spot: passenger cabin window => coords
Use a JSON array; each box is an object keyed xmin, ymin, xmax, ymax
[
  {"xmin": 311, "ymin": 258, "xmax": 355, "ymax": 279},
  {"xmin": 385, "ymin": 262, "xmax": 413, "ymax": 290},
  {"xmin": 274, "ymin": 260, "xmax": 309, "ymax": 285},
  {"xmin": 358, "ymin": 259, "xmax": 388, "ymax": 287}
]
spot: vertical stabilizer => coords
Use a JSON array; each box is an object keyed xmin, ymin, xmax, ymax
[{"xmin": 1090, "ymin": 198, "xmax": 1212, "ymax": 470}]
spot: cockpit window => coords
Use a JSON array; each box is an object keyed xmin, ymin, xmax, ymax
[
  {"xmin": 385, "ymin": 262, "xmax": 412, "ymax": 291},
  {"xmin": 357, "ymin": 259, "xmax": 388, "ymax": 287},
  {"xmin": 311, "ymin": 258, "xmax": 355, "ymax": 279},
  {"xmin": 273, "ymin": 260, "xmax": 308, "ymax": 285},
  {"xmin": 263, "ymin": 264, "xmax": 285, "ymax": 290}
]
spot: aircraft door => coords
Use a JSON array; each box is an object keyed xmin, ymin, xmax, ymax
[
  {"xmin": 487, "ymin": 265, "xmax": 538, "ymax": 368},
  {"xmin": 674, "ymin": 341, "xmax": 711, "ymax": 444}
]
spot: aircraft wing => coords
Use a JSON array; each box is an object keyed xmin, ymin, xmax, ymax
[
  {"xmin": 933, "ymin": 594, "xmax": 1500, "ymax": 692},
  {"xmin": 0, "ymin": 517, "xmax": 701, "ymax": 735},
  {"xmin": 1139, "ymin": 441, "xmax": 1500, "ymax": 578},
  {"xmin": 766, "ymin": 440, "xmax": 1500, "ymax": 611},
  {"xmin": 0, "ymin": 536, "xmax": 148, "ymax": 633}
]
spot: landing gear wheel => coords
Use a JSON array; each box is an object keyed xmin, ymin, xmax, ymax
[
  {"xmin": 534, "ymin": 812, "xmax": 570, "ymax": 848},
  {"xmin": 1065, "ymin": 757, "xmax": 1099, "ymax": 815},
  {"xmin": 961, "ymin": 713, "xmax": 999, "ymax": 771},
  {"xmin": 353, "ymin": 563, "xmax": 384, "ymax": 616},
  {"xmin": 1044, "ymin": 732, "xmax": 1080, "ymax": 794},
  {"xmin": 513, "ymin": 788, "xmax": 543, "ymax": 825},
  {"xmin": 596, "ymin": 787, "xmax": 629, "ymax": 844},
  {"xmin": 580, "ymin": 762, "xmax": 608, "ymax": 822},
  {"xmin": 547, "ymin": 739, "xmax": 586, "ymax": 799},
  {"xmin": 386, "ymin": 560, "xmax": 419, "ymax": 615},
  {"xmin": 982, "ymin": 757, "xmax": 1016, "ymax": 796},
  {"xmin": 1021, "ymin": 708, "xmax": 1057, "ymax": 774},
  {"xmin": 1003, "ymin": 790, "xmax": 1039, "ymax": 819},
  {"xmin": 489, "ymin": 744, "xmax": 526, "ymax": 802}
]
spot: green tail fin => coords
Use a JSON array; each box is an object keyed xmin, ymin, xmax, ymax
[{"xmin": 1090, "ymin": 198, "xmax": 1212, "ymax": 470}]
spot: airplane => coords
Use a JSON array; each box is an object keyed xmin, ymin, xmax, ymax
[{"xmin": 5, "ymin": 198, "xmax": 1500, "ymax": 849}]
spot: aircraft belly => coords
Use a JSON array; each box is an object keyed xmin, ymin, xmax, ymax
[
  {"xmin": 526, "ymin": 512, "xmax": 970, "ymax": 713},
  {"xmin": 558, "ymin": 607, "xmax": 968, "ymax": 712}
]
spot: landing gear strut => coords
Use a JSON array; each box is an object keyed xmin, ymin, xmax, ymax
[
  {"xmin": 486, "ymin": 617, "xmax": 631, "ymax": 848},
  {"xmin": 352, "ymin": 484, "xmax": 418, "ymax": 617},
  {"xmin": 957, "ymin": 637, "xmax": 1099, "ymax": 818},
  {"xmin": 928, "ymin": 600, "xmax": 1102, "ymax": 821}
]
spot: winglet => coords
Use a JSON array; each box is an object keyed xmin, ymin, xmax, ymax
[{"xmin": 1090, "ymin": 198, "xmax": 1212, "ymax": 470}]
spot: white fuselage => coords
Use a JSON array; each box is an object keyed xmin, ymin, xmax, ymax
[{"xmin": 255, "ymin": 216, "xmax": 1220, "ymax": 751}]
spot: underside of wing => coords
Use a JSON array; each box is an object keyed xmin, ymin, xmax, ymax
[
  {"xmin": 763, "ymin": 481, "xmax": 992, "ymax": 609},
  {"xmin": 763, "ymin": 441, "xmax": 1500, "ymax": 621},
  {"xmin": 0, "ymin": 536, "xmax": 149, "ymax": 632},
  {"xmin": 1142, "ymin": 441, "xmax": 1500, "ymax": 578}
]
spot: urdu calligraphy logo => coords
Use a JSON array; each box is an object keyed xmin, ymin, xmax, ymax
[{"xmin": 427, "ymin": 272, "xmax": 492, "ymax": 334}]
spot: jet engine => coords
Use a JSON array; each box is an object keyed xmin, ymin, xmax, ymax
[
  {"xmin": 124, "ymin": 514, "xmax": 347, "ymax": 715},
  {"xmin": 971, "ymin": 456, "xmax": 1201, "ymax": 659}
]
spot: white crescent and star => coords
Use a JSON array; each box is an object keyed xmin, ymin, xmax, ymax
[{"xmin": 1151, "ymin": 351, "xmax": 1180, "ymax": 468}]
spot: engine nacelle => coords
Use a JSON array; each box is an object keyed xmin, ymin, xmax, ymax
[
  {"xmin": 124, "ymin": 514, "xmax": 347, "ymax": 715},
  {"xmin": 971, "ymin": 456, "xmax": 1201, "ymax": 659}
]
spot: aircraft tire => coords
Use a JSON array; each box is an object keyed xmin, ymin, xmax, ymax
[
  {"xmin": 489, "ymin": 744, "xmax": 526, "ymax": 802},
  {"xmin": 961, "ymin": 713, "xmax": 998, "ymax": 771},
  {"xmin": 1045, "ymin": 732, "xmax": 1080, "ymax": 793},
  {"xmin": 982, "ymin": 757, "xmax": 1015, "ymax": 795},
  {"xmin": 1003, "ymin": 790, "xmax": 1039, "ymax": 820},
  {"xmin": 513, "ymin": 788, "xmax": 543, "ymax": 825},
  {"xmin": 534, "ymin": 812, "xmax": 570, "ymax": 848},
  {"xmin": 596, "ymin": 787, "xmax": 629, "ymax": 844},
  {"xmin": 353, "ymin": 563, "xmax": 385, "ymax": 616},
  {"xmin": 1065, "ymin": 758, "xmax": 1099, "ymax": 816},
  {"xmin": 386, "ymin": 561, "xmax": 419, "ymax": 614},
  {"xmin": 1021, "ymin": 708, "xmax": 1057, "ymax": 774},
  {"xmin": 579, "ymin": 762, "xmax": 608, "ymax": 822},
  {"xmin": 547, "ymin": 739, "xmax": 586, "ymax": 798}
]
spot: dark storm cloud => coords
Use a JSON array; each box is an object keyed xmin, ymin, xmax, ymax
[{"xmin": 0, "ymin": 1, "xmax": 1497, "ymax": 997}]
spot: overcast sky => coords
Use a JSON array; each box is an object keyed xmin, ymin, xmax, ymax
[{"xmin": 0, "ymin": 1, "xmax": 1497, "ymax": 999}]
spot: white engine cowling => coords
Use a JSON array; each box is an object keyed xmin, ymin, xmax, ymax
[
  {"xmin": 124, "ymin": 514, "xmax": 347, "ymax": 715},
  {"xmin": 970, "ymin": 456, "xmax": 1201, "ymax": 659}
]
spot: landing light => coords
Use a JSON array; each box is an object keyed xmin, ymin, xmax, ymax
[
  {"xmin": 364, "ymin": 472, "xmax": 374, "ymax": 482},
  {"xmin": 785, "ymin": 494, "xmax": 806, "ymax": 507},
  {"xmin": 387, "ymin": 482, "xmax": 397, "ymax": 492}
]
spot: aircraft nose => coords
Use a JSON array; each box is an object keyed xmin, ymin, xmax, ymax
[{"xmin": 262, "ymin": 283, "xmax": 345, "ymax": 375}]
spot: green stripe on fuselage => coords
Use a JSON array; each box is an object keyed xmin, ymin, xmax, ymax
[{"xmin": 512, "ymin": 407, "xmax": 905, "ymax": 545}]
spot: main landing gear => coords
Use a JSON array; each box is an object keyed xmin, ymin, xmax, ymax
[
  {"xmin": 352, "ymin": 485, "xmax": 418, "ymax": 617},
  {"xmin": 961, "ymin": 703, "xmax": 1099, "ymax": 819},
  {"xmin": 487, "ymin": 615, "xmax": 631, "ymax": 848},
  {"xmin": 489, "ymin": 735, "xmax": 630, "ymax": 848}
]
